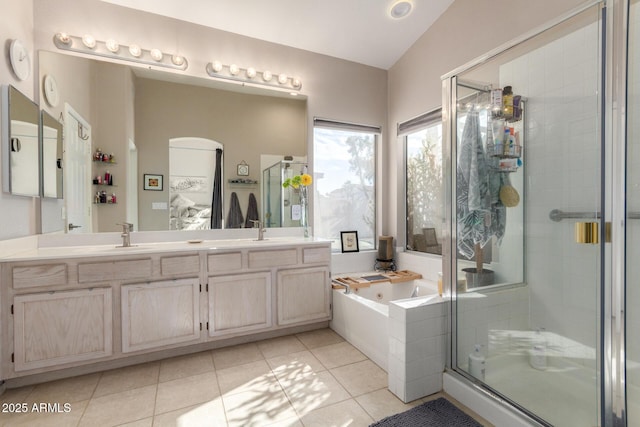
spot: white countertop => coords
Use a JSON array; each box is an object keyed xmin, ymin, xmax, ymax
[{"xmin": 0, "ymin": 236, "xmax": 330, "ymax": 262}]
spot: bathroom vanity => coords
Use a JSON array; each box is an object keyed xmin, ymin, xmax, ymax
[{"xmin": 0, "ymin": 237, "xmax": 331, "ymax": 384}]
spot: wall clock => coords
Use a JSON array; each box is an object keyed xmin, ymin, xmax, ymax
[
  {"xmin": 43, "ymin": 74, "xmax": 60, "ymax": 107},
  {"xmin": 9, "ymin": 39, "xmax": 31, "ymax": 81},
  {"xmin": 237, "ymin": 161, "xmax": 249, "ymax": 176}
]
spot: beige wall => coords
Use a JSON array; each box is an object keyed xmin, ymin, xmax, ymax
[
  {"xmin": 135, "ymin": 78, "xmax": 307, "ymax": 231},
  {"xmin": 385, "ymin": 0, "xmax": 587, "ymax": 242},
  {"xmin": 38, "ymin": 50, "xmax": 93, "ymax": 233},
  {"xmin": 0, "ymin": 0, "xmax": 35, "ymax": 239}
]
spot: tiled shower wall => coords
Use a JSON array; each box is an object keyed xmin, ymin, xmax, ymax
[
  {"xmin": 501, "ymin": 19, "xmax": 601, "ymax": 361},
  {"xmin": 456, "ymin": 17, "xmax": 601, "ymax": 368}
]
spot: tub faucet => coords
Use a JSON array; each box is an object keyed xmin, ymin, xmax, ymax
[
  {"xmin": 118, "ymin": 222, "xmax": 134, "ymax": 247},
  {"xmin": 342, "ymin": 283, "xmax": 351, "ymax": 294},
  {"xmin": 250, "ymin": 220, "xmax": 266, "ymax": 241}
]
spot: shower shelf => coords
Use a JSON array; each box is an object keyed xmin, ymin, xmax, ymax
[{"xmin": 488, "ymin": 143, "xmax": 522, "ymax": 159}]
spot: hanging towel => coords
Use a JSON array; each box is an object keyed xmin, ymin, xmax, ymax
[
  {"xmin": 211, "ymin": 148, "xmax": 223, "ymax": 229},
  {"xmin": 245, "ymin": 193, "xmax": 260, "ymax": 228},
  {"xmin": 456, "ymin": 111, "xmax": 505, "ymax": 259},
  {"xmin": 226, "ymin": 192, "xmax": 244, "ymax": 228}
]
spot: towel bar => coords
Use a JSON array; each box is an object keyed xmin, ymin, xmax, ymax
[{"xmin": 549, "ymin": 209, "xmax": 640, "ymax": 222}]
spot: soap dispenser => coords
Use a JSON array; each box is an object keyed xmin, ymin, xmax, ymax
[
  {"xmin": 468, "ymin": 344, "xmax": 486, "ymax": 380},
  {"xmin": 529, "ymin": 328, "xmax": 547, "ymax": 370}
]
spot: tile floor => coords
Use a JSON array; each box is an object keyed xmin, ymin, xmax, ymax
[{"xmin": 0, "ymin": 328, "xmax": 491, "ymax": 427}]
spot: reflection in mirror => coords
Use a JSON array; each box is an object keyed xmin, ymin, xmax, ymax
[
  {"xmin": 38, "ymin": 50, "xmax": 307, "ymax": 233},
  {"xmin": 41, "ymin": 111, "xmax": 63, "ymax": 198},
  {"xmin": 2, "ymin": 85, "xmax": 40, "ymax": 197}
]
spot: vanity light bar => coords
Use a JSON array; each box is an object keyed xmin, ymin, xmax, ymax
[
  {"xmin": 53, "ymin": 33, "xmax": 188, "ymax": 71},
  {"xmin": 205, "ymin": 61, "xmax": 302, "ymax": 92}
]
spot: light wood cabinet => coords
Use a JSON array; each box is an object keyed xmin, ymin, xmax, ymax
[
  {"xmin": 121, "ymin": 278, "xmax": 201, "ymax": 353},
  {"xmin": 2, "ymin": 241, "xmax": 330, "ymax": 380},
  {"xmin": 208, "ymin": 272, "xmax": 271, "ymax": 336},
  {"xmin": 277, "ymin": 267, "xmax": 331, "ymax": 326},
  {"xmin": 13, "ymin": 288, "xmax": 112, "ymax": 371}
]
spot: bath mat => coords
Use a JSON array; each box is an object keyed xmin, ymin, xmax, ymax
[{"xmin": 369, "ymin": 397, "xmax": 483, "ymax": 427}]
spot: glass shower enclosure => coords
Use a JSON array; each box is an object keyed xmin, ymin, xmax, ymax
[
  {"xmin": 443, "ymin": 3, "xmax": 604, "ymax": 426},
  {"xmin": 262, "ymin": 161, "xmax": 306, "ymax": 228}
]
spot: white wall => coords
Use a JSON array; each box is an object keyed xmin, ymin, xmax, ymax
[{"xmin": 0, "ymin": 0, "xmax": 36, "ymax": 239}]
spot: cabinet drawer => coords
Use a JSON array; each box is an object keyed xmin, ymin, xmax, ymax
[
  {"xmin": 208, "ymin": 252, "xmax": 242, "ymax": 273},
  {"xmin": 13, "ymin": 264, "xmax": 68, "ymax": 289},
  {"xmin": 303, "ymin": 247, "xmax": 330, "ymax": 264},
  {"xmin": 161, "ymin": 255, "xmax": 200, "ymax": 276},
  {"xmin": 248, "ymin": 249, "xmax": 297, "ymax": 269},
  {"xmin": 78, "ymin": 259, "xmax": 152, "ymax": 283}
]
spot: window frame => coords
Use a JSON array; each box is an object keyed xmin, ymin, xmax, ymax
[
  {"xmin": 312, "ymin": 118, "xmax": 381, "ymax": 253},
  {"xmin": 400, "ymin": 108, "xmax": 443, "ymax": 256}
]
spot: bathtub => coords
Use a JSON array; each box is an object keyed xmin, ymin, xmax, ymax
[{"xmin": 330, "ymin": 279, "xmax": 439, "ymax": 371}]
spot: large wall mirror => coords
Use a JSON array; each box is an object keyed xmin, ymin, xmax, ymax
[
  {"xmin": 38, "ymin": 50, "xmax": 307, "ymax": 233},
  {"xmin": 40, "ymin": 110, "xmax": 63, "ymax": 199},
  {"xmin": 2, "ymin": 85, "xmax": 40, "ymax": 197}
]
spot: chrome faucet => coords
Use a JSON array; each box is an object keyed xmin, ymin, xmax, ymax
[
  {"xmin": 342, "ymin": 283, "xmax": 351, "ymax": 294},
  {"xmin": 250, "ymin": 220, "xmax": 266, "ymax": 241},
  {"xmin": 118, "ymin": 222, "xmax": 134, "ymax": 247}
]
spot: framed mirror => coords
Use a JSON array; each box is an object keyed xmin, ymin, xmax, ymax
[
  {"xmin": 1, "ymin": 85, "xmax": 40, "ymax": 197},
  {"xmin": 40, "ymin": 110, "xmax": 63, "ymax": 198}
]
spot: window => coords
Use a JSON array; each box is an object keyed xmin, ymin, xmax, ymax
[
  {"xmin": 313, "ymin": 119, "xmax": 379, "ymax": 252},
  {"xmin": 402, "ymin": 109, "xmax": 443, "ymax": 255}
]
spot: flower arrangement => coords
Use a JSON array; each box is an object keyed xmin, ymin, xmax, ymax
[{"xmin": 282, "ymin": 173, "xmax": 313, "ymax": 189}]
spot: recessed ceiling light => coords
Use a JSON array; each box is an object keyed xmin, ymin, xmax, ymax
[{"xmin": 390, "ymin": 1, "xmax": 413, "ymax": 19}]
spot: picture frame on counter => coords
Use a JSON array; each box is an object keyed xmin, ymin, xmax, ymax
[{"xmin": 340, "ymin": 231, "xmax": 359, "ymax": 253}]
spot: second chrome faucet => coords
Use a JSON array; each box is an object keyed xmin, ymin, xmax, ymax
[{"xmin": 250, "ymin": 220, "xmax": 267, "ymax": 241}]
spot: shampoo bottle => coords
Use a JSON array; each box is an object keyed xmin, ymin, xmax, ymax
[
  {"xmin": 468, "ymin": 345, "xmax": 486, "ymax": 380},
  {"xmin": 529, "ymin": 328, "xmax": 547, "ymax": 370}
]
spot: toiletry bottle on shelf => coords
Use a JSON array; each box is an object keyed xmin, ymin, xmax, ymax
[
  {"xmin": 502, "ymin": 86, "xmax": 514, "ymax": 120},
  {"xmin": 503, "ymin": 127, "xmax": 511, "ymax": 155},
  {"xmin": 513, "ymin": 95, "xmax": 522, "ymax": 120},
  {"xmin": 468, "ymin": 344, "xmax": 486, "ymax": 380},
  {"xmin": 529, "ymin": 328, "xmax": 548, "ymax": 370},
  {"xmin": 437, "ymin": 272, "xmax": 443, "ymax": 296},
  {"xmin": 491, "ymin": 89, "xmax": 503, "ymax": 117}
]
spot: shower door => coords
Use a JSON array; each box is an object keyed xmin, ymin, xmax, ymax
[
  {"xmin": 626, "ymin": 0, "xmax": 640, "ymax": 424},
  {"xmin": 445, "ymin": 4, "xmax": 604, "ymax": 426}
]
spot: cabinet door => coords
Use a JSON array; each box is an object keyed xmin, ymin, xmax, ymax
[
  {"xmin": 13, "ymin": 288, "xmax": 112, "ymax": 372},
  {"xmin": 122, "ymin": 278, "xmax": 200, "ymax": 353},
  {"xmin": 208, "ymin": 272, "xmax": 271, "ymax": 337},
  {"xmin": 277, "ymin": 267, "xmax": 331, "ymax": 326}
]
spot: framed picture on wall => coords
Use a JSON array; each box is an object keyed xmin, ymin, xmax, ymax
[
  {"xmin": 143, "ymin": 174, "xmax": 163, "ymax": 191},
  {"xmin": 340, "ymin": 231, "xmax": 359, "ymax": 253}
]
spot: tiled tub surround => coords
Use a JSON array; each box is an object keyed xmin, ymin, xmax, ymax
[
  {"xmin": 330, "ymin": 276, "xmax": 447, "ymax": 403},
  {"xmin": 0, "ymin": 234, "xmax": 332, "ymax": 387}
]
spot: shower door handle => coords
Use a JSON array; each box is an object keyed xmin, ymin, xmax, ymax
[{"xmin": 575, "ymin": 222, "xmax": 612, "ymax": 244}]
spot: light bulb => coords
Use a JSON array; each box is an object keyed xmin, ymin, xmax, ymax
[
  {"xmin": 212, "ymin": 61, "xmax": 223, "ymax": 72},
  {"xmin": 278, "ymin": 73, "xmax": 288, "ymax": 85},
  {"xmin": 229, "ymin": 64, "xmax": 240, "ymax": 75},
  {"xmin": 82, "ymin": 34, "xmax": 96, "ymax": 49},
  {"xmin": 262, "ymin": 70, "xmax": 272, "ymax": 82},
  {"xmin": 390, "ymin": 1, "xmax": 413, "ymax": 19},
  {"xmin": 56, "ymin": 33, "xmax": 71, "ymax": 45},
  {"xmin": 129, "ymin": 44, "xmax": 142, "ymax": 57},
  {"xmin": 171, "ymin": 55, "xmax": 185, "ymax": 66},
  {"xmin": 105, "ymin": 39, "xmax": 119, "ymax": 53},
  {"xmin": 292, "ymin": 78, "xmax": 302, "ymax": 88},
  {"xmin": 246, "ymin": 67, "xmax": 256, "ymax": 79},
  {"xmin": 150, "ymin": 49, "xmax": 163, "ymax": 62}
]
